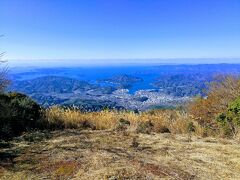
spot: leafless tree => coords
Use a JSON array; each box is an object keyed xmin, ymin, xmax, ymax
[{"xmin": 0, "ymin": 35, "xmax": 10, "ymax": 92}]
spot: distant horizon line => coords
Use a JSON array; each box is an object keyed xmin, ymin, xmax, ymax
[
  {"xmin": 6, "ymin": 57, "xmax": 240, "ymax": 60},
  {"xmin": 5, "ymin": 57, "xmax": 240, "ymax": 68}
]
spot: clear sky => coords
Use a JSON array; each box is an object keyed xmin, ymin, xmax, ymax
[{"xmin": 1, "ymin": 0, "xmax": 240, "ymax": 64}]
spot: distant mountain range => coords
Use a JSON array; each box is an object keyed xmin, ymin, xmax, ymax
[
  {"xmin": 99, "ymin": 74, "xmax": 143, "ymax": 84},
  {"xmin": 11, "ymin": 76, "xmax": 97, "ymax": 94},
  {"xmin": 98, "ymin": 74, "xmax": 143, "ymax": 89},
  {"xmin": 153, "ymin": 73, "xmax": 212, "ymax": 97}
]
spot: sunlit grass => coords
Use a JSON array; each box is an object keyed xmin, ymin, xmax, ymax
[{"xmin": 45, "ymin": 106, "xmax": 202, "ymax": 135}]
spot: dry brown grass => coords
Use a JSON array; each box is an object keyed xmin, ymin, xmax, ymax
[
  {"xmin": 45, "ymin": 107, "xmax": 132, "ymax": 130},
  {"xmin": 1, "ymin": 130, "xmax": 240, "ymax": 179},
  {"xmin": 45, "ymin": 107, "xmax": 202, "ymax": 136}
]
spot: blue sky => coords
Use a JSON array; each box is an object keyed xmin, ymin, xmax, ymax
[{"xmin": 1, "ymin": 0, "xmax": 240, "ymax": 63}]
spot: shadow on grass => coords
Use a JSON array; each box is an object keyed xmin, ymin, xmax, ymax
[{"xmin": 0, "ymin": 131, "xmax": 52, "ymax": 169}]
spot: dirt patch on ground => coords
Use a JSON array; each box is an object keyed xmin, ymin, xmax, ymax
[{"xmin": 0, "ymin": 130, "xmax": 240, "ymax": 179}]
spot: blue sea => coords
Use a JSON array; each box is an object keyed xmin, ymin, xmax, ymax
[{"xmin": 9, "ymin": 64, "xmax": 240, "ymax": 94}]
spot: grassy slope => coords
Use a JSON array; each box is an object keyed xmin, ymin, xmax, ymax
[{"xmin": 1, "ymin": 130, "xmax": 240, "ymax": 180}]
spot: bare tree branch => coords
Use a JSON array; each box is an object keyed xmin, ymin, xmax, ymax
[{"xmin": 0, "ymin": 35, "xmax": 10, "ymax": 92}]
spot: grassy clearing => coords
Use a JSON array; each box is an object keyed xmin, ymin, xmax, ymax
[{"xmin": 0, "ymin": 130, "xmax": 240, "ymax": 179}]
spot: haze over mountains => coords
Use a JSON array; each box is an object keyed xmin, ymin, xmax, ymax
[{"xmin": 7, "ymin": 58, "xmax": 240, "ymax": 67}]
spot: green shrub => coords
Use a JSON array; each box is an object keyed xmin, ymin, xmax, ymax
[
  {"xmin": 217, "ymin": 96, "xmax": 240, "ymax": 137},
  {"xmin": 0, "ymin": 92, "xmax": 42, "ymax": 139}
]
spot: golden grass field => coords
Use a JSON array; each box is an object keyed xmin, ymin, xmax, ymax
[
  {"xmin": 1, "ymin": 129, "xmax": 240, "ymax": 179},
  {"xmin": 45, "ymin": 107, "xmax": 205, "ymax": 136}
]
